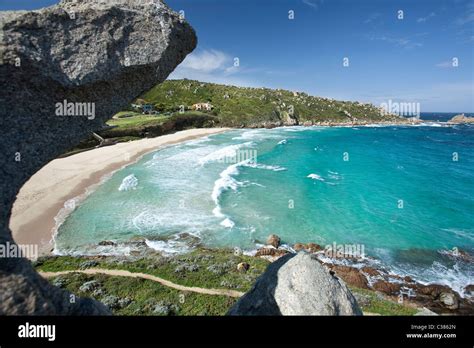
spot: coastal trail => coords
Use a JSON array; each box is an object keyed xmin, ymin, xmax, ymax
[{"xmin": 39, "ymin": 268, "xmax": 245, "ymax": 298}]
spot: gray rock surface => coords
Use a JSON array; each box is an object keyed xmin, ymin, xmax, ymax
[
  {"xmin": 0, "ymin": 0, "xmax": 196, "ymax": 315},
  {"xmin": 228, "ymin": 253, "xmax": 363, "ymax": 315}
]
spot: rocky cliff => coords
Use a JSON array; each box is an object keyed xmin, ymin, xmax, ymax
[{"xmin": 0, "ymin": 0, "xmax": 196, "ymax": 314}]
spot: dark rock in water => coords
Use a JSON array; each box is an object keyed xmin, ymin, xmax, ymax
[
  {"xmin": 0, "ymin": 0, "xmax": 196, "ymax": 315},
  {"xmin": 329, "ymin": 265, "xmax": 369, "ymax": 290},
  {"xmin": 98, "ymin": 240, "xmax": 116, "ymax": 246},
  {"xmin": 174, "ymin": 232, "xmax": 202, "ymax": 248},
  {"xmin": 267, "ymin": 234, "xmax": 281, "ymax": 248},
  {"xmin": 394, "ymin": 248, "xmax": 451, "ymax": 267},
  {"xmin": 228, "ymin": 253, "xmax": 362, "ymax": 315},
  {"xmin": 464, "ymin": 284, "xmax": 474, "ymax": 296}
]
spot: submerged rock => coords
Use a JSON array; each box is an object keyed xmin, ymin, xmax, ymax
[
  {"xmin": 0, "ymin": 0, "xmax": 196, "ymax": 315},
  {"xmin": 228, "ymin": 253, "xmax": 362, "ymax": 315}
]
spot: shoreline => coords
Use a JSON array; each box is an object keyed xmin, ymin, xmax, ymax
[{"xmin": 9, "ymin": 128, "xmax": 230, "ymax": 255}]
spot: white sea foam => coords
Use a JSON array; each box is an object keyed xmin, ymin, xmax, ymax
[
  {"xmin": 232, "ymin": 129, "xmax": 282, "ymax": 140},
  {"xmin": 211, "ymin": 161, "xmax": 249, "ymax": 218},
  {"xmin": 307, "ymin": 173, "xmax": 324, "ymax": 181},
  {"xmin": 53, "ymin": 243, "xmax": 133, "ymax": 257},
  {"xmin": 280, "ymin": 126, "xmax": 305, "ymax": 132},
  {"xmin": 118, "ymin": 174, "xmax": 138, "ymax": 191},
  {"xmin": 278, "ymin": 139, "xmax": 287, "ymax": 145},
  {"xmin": 220, "ymin": 218, "xmax": 235, "ymax": 228},
  {"xmin": 244, "ymin": 163, "xmax": 287, "ymax": 172},
  {"xmin": 327, "ymin": 171, "xmax": 341, "ymax": 180},
  {"xmin": 199, "ymin": 142, "xmax": 255, "ymax": 165},
  {"xmin": 145, "ymin": 239, "xmax": 192, "ymax": 255},
  {"xmin": 442, "ymin": 228, "xmax": 474, "ymax": 242}
]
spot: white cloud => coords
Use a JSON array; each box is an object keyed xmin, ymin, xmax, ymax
[
  {"xmin": 302, "ymin": 0, "xmax": 323, "ymax": 10},
  {"xmin": 168, "ymin": 49, "xmax": 260, "ymax": 87},
  {"xmin": 364, "ymin": 13, "xmax": 381, "ymax": 24},
  {"xmin": 417, "ymin": 12, "xmax": 435, "ymax": 23},
  {"xmin": 456, "ymin": 2, "xmax": 474, "ymax": 25},
  {"xmin": 436, "ymin": 60, "xmax": 455, "ymax": 68},
  {"xmin": 176, "ymin": 49, "xmax": 230, "ymax": 73},
  {"xmin": 370, "ymin": 35, "xmax": 423, "ymax": 49}
]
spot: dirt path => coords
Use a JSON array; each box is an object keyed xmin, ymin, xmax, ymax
[{"xmin": 39, "ymin": 268, "xmax": 244, "ymax": 298}]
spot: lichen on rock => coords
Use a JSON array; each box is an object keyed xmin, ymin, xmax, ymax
[{"xmin": 0, "ymin": 0, "xmax": 196, "ymax": 315}]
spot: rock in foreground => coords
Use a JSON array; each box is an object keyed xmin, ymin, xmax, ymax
[
  {"xmin": 0, "ymin": 0, "xmax": 196, "ymax": 315},
  {"xmin": 228, "ymin": 253, "xmax": 363, "ymax": 315}
]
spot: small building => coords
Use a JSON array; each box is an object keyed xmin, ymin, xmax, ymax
[
  {"xmin": 192, "ymin": 102, "xmax": 213, "ymax": 111},
  {"xmin": 142, "ymin": 104, "xmax": 154, "ymax": 114}
]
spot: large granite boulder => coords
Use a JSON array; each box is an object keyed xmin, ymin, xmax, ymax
[
  {"xmin": 228, "ymin": 253, "xmax": 363, "ymax": 315},
  {"xmin": 0, "ymin": 0, "xmax": 196, "ymax": 315}
]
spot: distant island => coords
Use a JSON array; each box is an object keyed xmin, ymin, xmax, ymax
[{"xmin": 448, "ymin": 113, "xmax": 474, "ymax": 124}]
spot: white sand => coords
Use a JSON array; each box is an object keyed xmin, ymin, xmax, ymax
[{"xmin": 10, "ymin": 128, "xmax": 229, "ymax": 254}]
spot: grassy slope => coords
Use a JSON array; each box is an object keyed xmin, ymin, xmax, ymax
[
  {"xmin": 63, "ymin": 79, "xmax": 402, "ymax": 155},
  {"xmin": 49, "ymin": 272, "xmax": 236, "ymax": 315},
  {"xmin": 138, "ymin": 79, "xmax": 400, "ymax": 126},
  {"xmin": 35, "ymin": 249, "xmax": 418, "ymax": 316}
]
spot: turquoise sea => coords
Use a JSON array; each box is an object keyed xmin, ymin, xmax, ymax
[{"xmin": 54, "ymin": 124, "xmax": 474, "ymax": 294}]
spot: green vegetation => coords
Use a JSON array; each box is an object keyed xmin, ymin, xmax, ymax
[
  {"xmin": 137, "ymin": 79, "xmax": 401, "ymax": 127},
  {"xmin": 48, "ymin": 272, "xmax": 236, "ymax": 315},
  {"xmin": 349, "ymin": 287, "xmax": 418, "ymax": 316},
  {"xmin": 34, "ymin": 248, "xmax": 420, "ymax": 316},
  {"xmin": 35, "ymin": 248, "xmax": 269, "ymax": 291},
  {"xmin": 64, "ymin": 79, "xmax": 403, "ymax": 155}
]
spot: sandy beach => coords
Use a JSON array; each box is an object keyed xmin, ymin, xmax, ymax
[{"xmin": 9, "ymin": 128, "xmax": 229, "ymax": 255}]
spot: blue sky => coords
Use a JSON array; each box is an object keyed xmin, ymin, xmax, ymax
[{"xmin": 1, "ymin": 0, "xmax": 473, "ymax": 112}]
